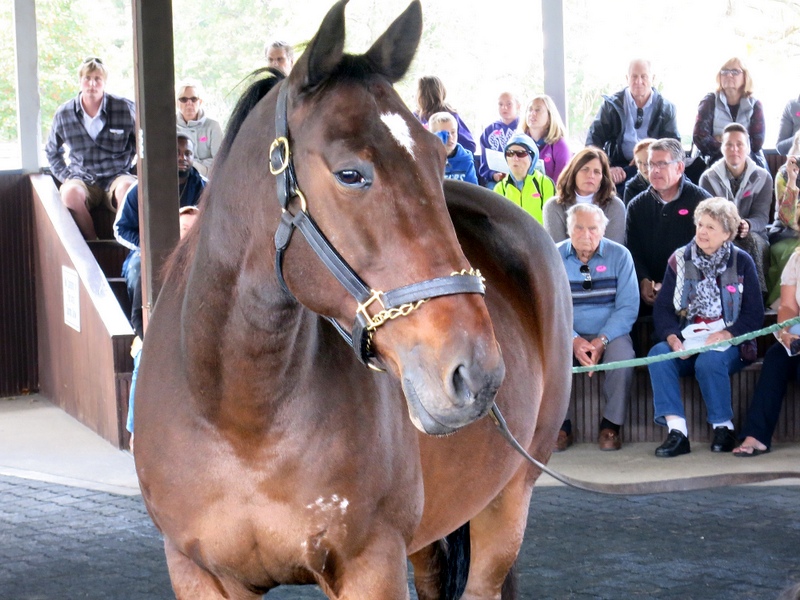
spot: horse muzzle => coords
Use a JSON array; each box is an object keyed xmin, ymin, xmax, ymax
[{"xmin": 400, "ymin": 344, "xmax": 505, "ymax": 435}]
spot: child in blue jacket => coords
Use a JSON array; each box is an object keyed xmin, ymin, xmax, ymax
[{"xmin": 429, "ymin": 111, "xmax": 478, "ymax": 185}]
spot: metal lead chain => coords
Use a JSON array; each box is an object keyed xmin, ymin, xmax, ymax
[{"xmin": 365, "ymin": 299, "xmax": 428, "ymax": 332}]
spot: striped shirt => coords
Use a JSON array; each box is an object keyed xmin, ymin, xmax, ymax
[
  {"xmin": 45, "ymin": 92, "xmax": 137, "ymax": 190},
  {"xmin": 556, "ymin": 238, "xmax": 639, "ymax": 341}
]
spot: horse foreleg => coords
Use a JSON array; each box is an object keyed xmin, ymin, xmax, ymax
[
  {"xmin": 319, "ymin": 532, "xmax": 411, "ymax": 600},
  {"xmin": 164, "ymin": 538, "xmax": 264, "ymax": 600},
  {"xmin": 461, "ymin": 466, "xmax": 536, "ymax": 600}
]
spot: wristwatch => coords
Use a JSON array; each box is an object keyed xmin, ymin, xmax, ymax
[{"xmin": 599, "ymin": 334, "xmax": 609, "ymax": 348}]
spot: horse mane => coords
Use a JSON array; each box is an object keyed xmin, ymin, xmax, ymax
[
  {"xmin": 161, "ymin": 57, "xmax": 385, "ymax": 290},
  {"xmin": 160, "ymin": 68, "xmax": 286, "ymax": 288},
  {"xmin": 213, "ymin": 67, "xmax": 286, "ymax": 167},
  {"xmin": 301, "ymin": 54, "xmax": 383, "ymax": 100}
]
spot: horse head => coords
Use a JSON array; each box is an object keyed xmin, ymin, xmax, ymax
[{"xmin": 199, "ymin": 0, "xmax": 505, "ymax": 435}]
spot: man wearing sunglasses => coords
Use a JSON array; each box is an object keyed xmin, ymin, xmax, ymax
[
  {"xmin": 554, "ymin": 203, "xmax": 638, "ymax": 452},
  {"xmin": 585, "ymin": 59, "xmax": 680, "ymax": 198},
  {"xmin": 45, "ymin": 57, "xmax": 137, "ymax": 239}
]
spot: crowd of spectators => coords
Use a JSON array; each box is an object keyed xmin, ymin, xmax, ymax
[
  {"xmin": 407, "ymin": 58, "xmax": 800, "ymax": 458},
  {"xmin": 45, "ymin": 49, "xmax": 800, "ymax": 458}
]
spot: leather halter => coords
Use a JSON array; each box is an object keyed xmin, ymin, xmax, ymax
[{"xmin": 269, "ymin": 82, "xmax": 486, "ymax": 370}]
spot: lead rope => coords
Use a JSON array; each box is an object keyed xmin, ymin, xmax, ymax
[{"xmin": 489, "ymin": 404, "xmax": 800, "ymax": 496}]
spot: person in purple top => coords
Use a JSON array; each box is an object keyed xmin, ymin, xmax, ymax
[
  {"xmin": 478, "ymin": 92, "xmax": 519, "ymax": 188},
  {"xmin": 520, "ymin": 94, "xmax": 572, "ymax": 184},
  {"xmin": 414, "ymin": 75, "xmax": 475, "ymax": 153}
]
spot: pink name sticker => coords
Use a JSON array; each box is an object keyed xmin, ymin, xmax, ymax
[
  {"xmin": 795, "ymin": 111, "xmax": 800, "ymax": 117},
  {"xmin": 726, "ymin": 285, "xmax": 737, "ymax": 293},
  {"xmin": 596, "ymin": 265, "xmax": 607, "ymax": 272},
  {"xmin": 543, "ymin": 156, "xmax": 551, "ymax": 162},
  {"xmin": 200, "ymin": 136, "xmax": 208, "ymax": 142},
  {"xmin": 678, "ymin": 209, "xmax": 689, "ymax": 215},
  {"xmin": 743, "ymin": 190, "xmax": 752, "ymax": 197}
]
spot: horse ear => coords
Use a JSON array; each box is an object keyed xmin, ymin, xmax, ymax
[
  {"xmin": 363, "ymin": 0, "xmax": 422, "ymax": 83},
  {"xmin": 291, "ymin": 0, "xmax": 349, "ymax": 90}
]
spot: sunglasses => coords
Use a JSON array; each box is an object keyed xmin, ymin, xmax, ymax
[
  {"xmin": 720, "ymin": 69, "xmax": 743, "ymax": 77},
  {"xmin": 178, "ymin": 96, "xmax": 200, "ymax": 103},
  {"xmin": 579, "ymin": 264, "xmax": 592, "ymax": 290},
  {"xmin": 82, "ymin": 56, "xmax": 103, "ymax": 65},
  {"xmin": 505, "ymin": 149, "xmax": 530, "ymax": 158},
  {"xmin": 634, "ymin": 107, "xmax": 644, "ymax": 129}
]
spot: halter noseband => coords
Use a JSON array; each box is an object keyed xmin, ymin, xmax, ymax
[{"xmin": 269, "ymin": 82, "xmax": 486, "ymax": 370}]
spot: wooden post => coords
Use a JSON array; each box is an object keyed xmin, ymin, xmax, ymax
[{"xmin": 131, "ymin": 0, "xmax": 178, "ymax": 332}]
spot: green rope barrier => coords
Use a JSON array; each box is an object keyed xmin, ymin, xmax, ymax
[{"xmin": 572, "ymin": 315, "xmax": 800, "ymax": 374}]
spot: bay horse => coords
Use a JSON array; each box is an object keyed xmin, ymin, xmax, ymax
[{"xmin": 134, "ymin": 1, "xmax": 572, "ymax": 598}]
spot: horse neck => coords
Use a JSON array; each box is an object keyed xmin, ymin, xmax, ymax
[{"xmin": 179, "ymin": 100, "xmax": 325, "ymax": 412}]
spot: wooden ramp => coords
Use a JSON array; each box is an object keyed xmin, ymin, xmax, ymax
[{"xmin": 27, "ymin": 175, "xmax": 134, "ymax": 449}]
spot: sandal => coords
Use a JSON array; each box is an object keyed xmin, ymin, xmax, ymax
[{"xmin": 732, "ymin": 444, "xmax": 770, "ymax": 457}]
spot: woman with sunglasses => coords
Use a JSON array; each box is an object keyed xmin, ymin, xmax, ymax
[
  {"xmin": 542, "ymin": 147, "xmax": 626, "ymax": 244},
  {"xmin": 647, "ymin": 198, "xmax": 764, "ymax": 458},
  {"xmin": 176, "ymin": 80, "xmax": 224, "ymax": 178},
  {"xmin": 493, "ymin": 133, "xmax": 556, "ymax": 223},
  {"xmin": 693, "ymin": 57, "xmax": 766, "ymax": 169}
]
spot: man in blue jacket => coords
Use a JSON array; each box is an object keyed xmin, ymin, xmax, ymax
[
  {"xmin": 114, "ymin": 134, "xmax": 206, "ymax": 338},
  {"xmin": 429, "ymin": 112, "xmax": 478, "ymax": 185},
  {"xmin": 586, "ymin": 59, "xmax": 680, "ymax": 197}
]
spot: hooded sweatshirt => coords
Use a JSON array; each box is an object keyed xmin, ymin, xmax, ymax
[{"xmin": 493, "ymin": 133, "xmax": 556, "ymax": 223}]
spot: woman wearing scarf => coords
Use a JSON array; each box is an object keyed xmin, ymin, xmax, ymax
[{"xmin": 647, "ymin": 198, "xmax": 764, "ymax": 458}]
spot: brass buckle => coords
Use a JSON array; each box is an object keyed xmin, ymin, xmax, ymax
[
  {"xmin": 356, "ymin": 289, "xmax": 385, "ymax": 328},
  {"xmin": 269, "ymin": 136, "xmax": 290, "ymax": 175}
]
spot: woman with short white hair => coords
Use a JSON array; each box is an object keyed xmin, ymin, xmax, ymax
[{"xmin": 648, "ymin": 197, "xmax": 764, "ymax": 457}]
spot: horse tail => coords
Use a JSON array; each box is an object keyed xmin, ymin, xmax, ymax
[
  {"xmin": 440, "ymin": 522, "xmax": 470, "ymax": 600},
  {"xmin": 501, "ymin": 560, "xmax": 518, "ymax": 600}
]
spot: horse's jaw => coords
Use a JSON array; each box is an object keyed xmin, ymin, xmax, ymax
[{"xmin": 399, "ymin": 351, "xmax": 505, "ymax": 436}]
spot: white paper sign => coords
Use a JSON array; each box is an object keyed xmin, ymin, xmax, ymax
[
  {"xmin": 681, "ymin": 319, "xmax": 726, "ymax": 352},
  {"xmin": 484, "ymin": 149, "xmax": 510, "ymax": 174},
  {"xmin": 62, "ymin": 266, "xmax": 80, "ymax": 332}
]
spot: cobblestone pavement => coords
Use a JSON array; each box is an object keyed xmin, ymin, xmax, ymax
[{"xmin": 1, "ymin": 475, "xmax": 798, "ymax": 599}]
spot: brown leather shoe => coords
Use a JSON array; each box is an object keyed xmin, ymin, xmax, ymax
[
  {"xmin": 554, "ymin": 430, "xmax": 573, "ymax": 452},
  {"xmin": 598, "ymin": 428, "xmax": 621, "ymax": 451}
]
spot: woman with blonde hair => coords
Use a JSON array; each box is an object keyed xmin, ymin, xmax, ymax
[
  {"xmin": 520, "ymin": 94, "xmax": 572, "ymax": 183},
  {"xmin": 693, "ymin": 57, "xmax": 766, "ymax": 168},
  {"xmin": 543, "ymin": 147, "xmax": 626, "ymax": 244}
]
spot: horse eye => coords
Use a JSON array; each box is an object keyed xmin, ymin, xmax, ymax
[{"xmin": 334, "ymin": 169, "xmax": 369, "ymax": 188}]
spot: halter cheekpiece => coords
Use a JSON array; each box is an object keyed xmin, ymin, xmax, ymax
[{"xmin": 270, "ymin": 82, "xmax": 486, "ymax": 370}]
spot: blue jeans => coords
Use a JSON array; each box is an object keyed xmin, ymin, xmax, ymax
[
  {"xmin": 122, "ymin": 250, "xmax": 143, "ymax": 339},
  {"xmin": 740, "ymin": 342, "xmax": 800, "ymax": 448},
  {"xmin": 648, "ymin": 341, "xmax": 745, "ymax": 426},
  {"xmin": 126, "ymin": 347, "xmax": 140, "ymax": 434}
]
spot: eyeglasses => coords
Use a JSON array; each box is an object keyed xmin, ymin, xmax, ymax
[
  {"xmin": 647, "ymin": 159, "xmax": 680, "ymax": 171},
  {"xmin": 634, "ymin": 107, "xmax": 644, "ymax": 129},
  {"xmin": 82, "ymin": 56, "xmax": 103, "ymax": 64},
  {"xmin": 178, "ymin": 97, "xmax": 200, "ymax": 103},
  {"xmin": 505, "ymin": 150, "xmax": 530, "ymax": 158},
  {"xmin": 720, "ymin": 69, "xmax": 743, "ymax": 77},
  {"xmin": 579, "ymin": 264, "xmax": 592, "ymax": 290}
]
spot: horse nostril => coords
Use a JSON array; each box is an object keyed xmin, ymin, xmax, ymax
[{"xmin": 451, "ymin": 364, "xmax": 473, "ymax": 408}]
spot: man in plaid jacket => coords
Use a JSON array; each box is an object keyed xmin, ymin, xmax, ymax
[{"xmin": 45, "ymin": 57, "xmax": 137, "ymax": 239}]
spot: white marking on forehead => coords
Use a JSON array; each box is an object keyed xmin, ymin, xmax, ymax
[{"xmin": 380, "ymin": 112, "xmax": 415, "ymax": 158}]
